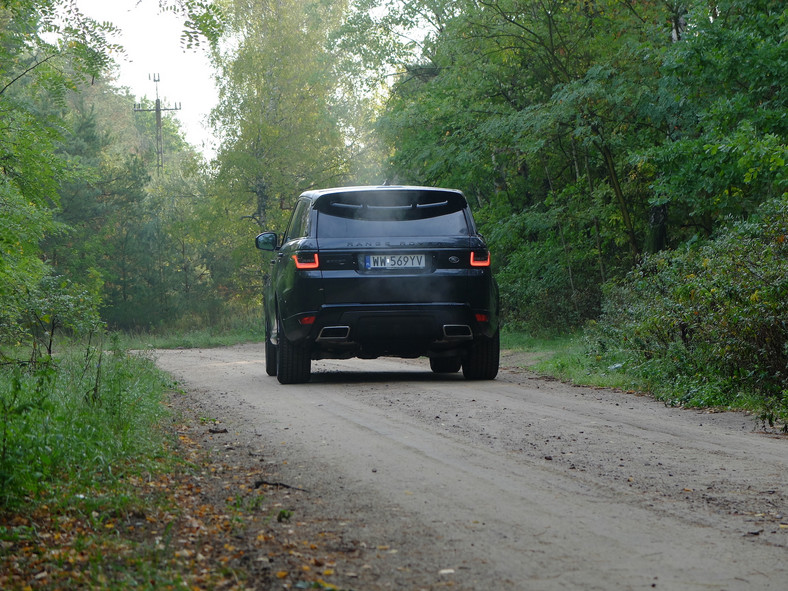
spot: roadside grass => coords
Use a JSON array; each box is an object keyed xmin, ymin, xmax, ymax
[
  {"xmin": 0, "ymin": 340, "xmax": 212, "ymax": 588},
  {"xmin": 501, "ymin": 327, "xmax": 639, "ymax": 390},
  {"xmin": 118, "ymin": 312, "xmax": 265, "ymax": 350},
  {"xmin": 0, "ymin": 344, "xmax": 171, "ymax": 509},
  {"xmin": 0, "ymin": 339, "xmax": 268, "ymax": 590},
  {"xmin": 523, "ymin": 336, "xmax": 637, "ymax": 389},
  {"xmin": 501, "ymin": 327, "xmax": 780, "ymax": 427}
]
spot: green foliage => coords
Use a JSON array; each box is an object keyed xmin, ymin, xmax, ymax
[
  {"xmin": 201, "ymin": 0, "xmax": 362, "ymax": 322},
  {"xmin": 647, "ymin": 0, "xmax": 788, "ymax": 232},
  {"xmin": 163, "ymin": 0, "xmax": 225, "ymax": 49},
  {"xmin": 0, "ymin": 0, "xmax": 236, "ymax": 336},
  {"xmin": 210, "ymin": 0, "xmax": 352, "ymax": 215},
  {"xmin": 0, "ymin": 97, "xmax": 66, "ymax": 334},
  {"xmin": 0, "ymin": 343, "xmax": 171, "ymax": 508},
  {"xmin": 0, "ymin": 1, "xmax": 122, "ymax": 99},
  {"xmin": 41, "ymin": 76, "xmax": 233, "ymax": 331},
  {"xmin": 14, "ymin": 274, "xmax": 104, "ymax": 362},
  {"xmin": 344, "ymin": 0, "xmax": 787, "ymax": 330},
  {"xmin": 118, "ymin": 311, "xmax": 265, "ymax": 350},
  {"xmin": 0, "ymin": 1, "xmax": 120, "ymax": 337},
  {"xmin": 587, "ymin": 198, "xmax": 788, "ymax": 426},
  {"xmin": 482, "ymin": 203, "xmax": 605, "ymax": 332}
]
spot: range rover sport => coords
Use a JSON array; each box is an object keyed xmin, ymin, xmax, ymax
[{"xmin": 255, "ymin": 186, "xmax": 500, "ymax": 384}]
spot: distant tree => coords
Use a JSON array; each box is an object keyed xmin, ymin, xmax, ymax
[
  {"xmin": 205, "ymin": 0, "xmax": 354, "ymax": 309},
  {"xmin": 336, "ymin": 0, "xmax": 786, "ymax": 330},
  {"xmin": 0, "ymin": 0, "xmax": 119, "ymax": 342},
  {"xmin": 647, "ymin": 0, "xmax": 788, "ymax": 237}
]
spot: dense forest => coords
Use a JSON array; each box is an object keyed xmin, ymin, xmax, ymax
[{"xmin": 1, "ymin": 0, "xmax": 786, "ymax": 418}]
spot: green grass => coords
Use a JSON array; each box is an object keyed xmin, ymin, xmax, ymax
[
  {"xmin": 0, "ymin": 336, "xmax": 204, "ymax": 588},
  {"xmin": 502, "ymin": 327, "xmax": 640, "ymax": 390},
  {"xmin": 118, "ymin": 312, "xmax": 266, "ymax": 350},
  {"xmin": 505, "ymin": 327, "xmax": 737, "ymax": 400},
  {"xmin": 0, "ymin": 342, "xmax": 172, "ymax": 509},
  {"xmin": 120, "ymin": 327, "xmax": 257, "ymax": 350},
  {"xmin": 500, "ymin": 328, "xmax": 571, "ymax": 353},
  {"xmin": 502, "ymin": 326, "xmax": 785, "ymax": 429}
]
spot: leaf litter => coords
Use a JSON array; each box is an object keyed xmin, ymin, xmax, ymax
[{"xmin": 0, "ymin": 391, "xmax": 418, "ymax": 590}]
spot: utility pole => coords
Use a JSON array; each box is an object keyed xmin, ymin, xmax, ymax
[{"xmin": 133, "ymin": 74, "xmax": 181, "ymax": 170}]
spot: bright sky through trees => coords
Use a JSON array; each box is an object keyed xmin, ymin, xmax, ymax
[{"xmin": 76, "ymin": 0, "xmax": 218, "ymax": 156}]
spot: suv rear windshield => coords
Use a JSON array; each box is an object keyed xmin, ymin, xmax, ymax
[{"xmin": 314, "ymin": 190, "xmax": 470, "ymax": 238}]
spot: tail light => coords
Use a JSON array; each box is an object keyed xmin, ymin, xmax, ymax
[
  {"xmin": 470, "ymin": 250, "xmax": 491, "ymax": 267},
  {"xmin": 293, "ymin": 253, "xmax": 320, "ymax": 269}
]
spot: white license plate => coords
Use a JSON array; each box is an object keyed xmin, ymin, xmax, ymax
[{"xmin": 365, "ymin": 254, "xmax": 426, "ymax": 269}]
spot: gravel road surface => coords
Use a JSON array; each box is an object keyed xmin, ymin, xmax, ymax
[{"xmin": 155, "ymin": 344, "xmax": 787, "ymax": 591}]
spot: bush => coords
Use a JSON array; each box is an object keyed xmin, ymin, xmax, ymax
[
  {"xmin": 0, "ymin": 342, "xmax": 170, "ymax": 508},
  {"xmin": 588, "ymin": 197, "xmax": 787, "ymax": 427},
  {"xmin": 0, "ymin": 273, "xmax": 103, "ymax": 365},
  {"xmin": 483, "ymin": 205, "xmax": 605, "ymax": 333}
]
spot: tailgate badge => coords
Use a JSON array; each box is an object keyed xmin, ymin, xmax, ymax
[{"xmin": 449, "ymin": 256, "xmax": 460, "ymax": 264}]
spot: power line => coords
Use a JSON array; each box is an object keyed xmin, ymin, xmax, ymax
[{"xmin": 133, "ymin": 74, "xmax": 181, "ymax": 170}]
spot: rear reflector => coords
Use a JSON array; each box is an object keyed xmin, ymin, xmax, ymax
[
  {"xmin": 475, "ymin": 313, "xmax": 489, "ymax": 323},
  {"xmin": 299, "ymin": 316, "xmax": 316, "ymax": 325},
  {"xmin": 470, "ymin": 251, "xmax": 491, "ymax": 267},
  {"xmin": 293, "ymin": 253, "xmax": 320, "ymax": 269}
]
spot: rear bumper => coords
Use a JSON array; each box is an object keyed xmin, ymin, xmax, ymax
[{"xmin": 280, "ymin": 302, "xmax": 498, "ymax": 359}]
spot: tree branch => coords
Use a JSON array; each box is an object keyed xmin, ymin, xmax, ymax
[{"xmin": 0, "ymin": 54, "xmax": 58, "ymax": 97}]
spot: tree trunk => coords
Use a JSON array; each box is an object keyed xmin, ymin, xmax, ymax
[
  {"xmin": 645, "ymin": 204, "xmax": 667, "ymax": 253},
  {"xmin": 599, "ymin": 143, "xmax": 639, "ymax": 259},
  {"xmin": 584, "ymin": 153, "xmax": 607, "ymax": 284}
]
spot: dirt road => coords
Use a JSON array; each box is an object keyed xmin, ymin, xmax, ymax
[{"xmin": 155, "ymin": 344, "xmax": 787, "ymax": 591}]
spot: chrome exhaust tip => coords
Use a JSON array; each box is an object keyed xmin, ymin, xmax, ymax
[
  {"xmin": 443, "ymin": 324, "xmax": 472, "ymax": 338},
  {"xmin": 317, "ymin": 326, "xmax": 351, "ymax": 341}
]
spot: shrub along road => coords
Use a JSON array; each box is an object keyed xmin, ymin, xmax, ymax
[{"xmin": 153, "ymin": 343, "xmax": 787, "ymax": 590}]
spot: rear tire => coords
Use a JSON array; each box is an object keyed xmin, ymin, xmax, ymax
[
  {"xmin": 462, "ymin": 330, "xmax": 499, "ymax": 380},
  {"xmin": 276, "ymin": 332, "xmax": 311, "ymax": 384},
  {"xmin": 429, "ymin": 356, "xmax": 461, "ymax": 373}
]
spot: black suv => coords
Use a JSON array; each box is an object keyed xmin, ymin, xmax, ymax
[{"xmin": 255, "ymin": 186, "xmax": 500, "ymax": 384}]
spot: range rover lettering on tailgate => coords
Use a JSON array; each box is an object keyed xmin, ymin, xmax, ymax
[{"xmin": 255, "ymin": 186, "xmax": 500, "ymax": 384}]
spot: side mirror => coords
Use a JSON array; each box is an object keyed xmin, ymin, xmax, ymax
[{"xmin": 255, "ymin": 232, "xmax": 278, "ymax": 251}]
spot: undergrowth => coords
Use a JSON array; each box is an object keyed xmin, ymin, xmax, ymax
[
  {"xmin": 118, "ymin": 311, "xmax": 265, "ymax": 350},
  {"xmin": 0, "ymin": 341, "xmax": 172, "ymax": 509},
  {"xmin": 582, "ymin": 198, "xmax": 787, "ymax": 428},
  {"xmin": 502, "ymin": 199, "xmax": 787, "ymax": 430}
]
